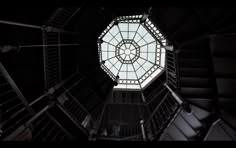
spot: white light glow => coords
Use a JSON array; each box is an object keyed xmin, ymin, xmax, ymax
[{"xmin": 98, "ymin": 15, "xmax": 167, "ymax": 90}]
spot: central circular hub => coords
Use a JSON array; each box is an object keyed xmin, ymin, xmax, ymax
[
  {"xmin": 116, "ymin": 40, "xmax": 140, "ymax": 64},
  {"xmin": 125, "ymin": 49, "xmax": 131, "ymax": 55}
]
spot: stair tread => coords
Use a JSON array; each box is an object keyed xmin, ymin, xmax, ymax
[
  {"xmin": 179, "ymin": 68, "xmax": 211, "ymax": 77},
  {"xmin": 178, "ymin": 50, "xmax": 209, "ymax": 58},
  {"xmin": 159, "ymin": 133, "xmax": 173, "ymax": 141},
  {"xmin": 210, "ymin": 34, "xmax": 236, "ymax": 57},
  {"xmin": 172, "ymin": 14, "xmax": 209, "ymax": 43},
  {"xmin": 213, "ymin": 57, "xmax": 236, "ymax": 77},
  {"xmin": 166, "ymin": 124, "xmax": 188, "ymax": 141},
  {"xmin": 174, "ymin": 115, "xmax": 198, "ymax": 138},
  {"xmin": 219, "ymin": 120, "xmax": 236, "ymax": 140},
  {"xmin": 190, "ymin": 104, "xmax": 211, "ymax": 121},
  {"xmin": 216, "ymin": 78, "xmax": 236, "ymax": 97},
  {"xmin": 179, "ymin": 59, "xmax": 209, "ymax": 68},
  {"xmin": 184, "ymin": 98, "xmax": 215, "ymax": 112},
  {"xmin": 180, "ymin": 77, "xmax": 213, "ymax": 87},
  {"xmin": 205, "ymin": 121, "xmax": 233, "ymax": 141},
  {"xmin": 180, "ymin": 110, "xmax": 203, "ymax": 130},
  {"xmin": 180, "ymin": 87, "xmax": 215, "ymax": 97}
]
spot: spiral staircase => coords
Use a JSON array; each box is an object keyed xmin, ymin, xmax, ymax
[{"xmin": 0, "ymin": 7, "xmax": 236, "ymax": 141}]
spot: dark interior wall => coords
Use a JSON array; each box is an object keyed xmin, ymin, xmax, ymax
[
  {"xmin": 71, "ymin": 8, "xmax": 113, "ymax": 73},
  {"xmin": 60, "ymin": 33, "xmax": 78, "ymax": 80},
  {"xmin": 0, "ymin": 7, "xmax": 57, "ymax": 26},
  {"xmin": 0, "ymin": 7, "xmax": 84, "ymax": 103},
  {"xmin": 0, "ymin": 24, "xmax": 45, "ymax": 103}
]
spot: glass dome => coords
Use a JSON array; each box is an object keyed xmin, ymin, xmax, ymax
[{"xmin": 98, "ymin": 14, "xmax": 167, "ymax": 90}]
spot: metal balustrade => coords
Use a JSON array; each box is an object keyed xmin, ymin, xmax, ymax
[
  {"xmin": 144, "ymin": 92, "xmax": 181, "ymax": 140},
  {"xmin": 0, "ymin": 63, "xmax": 33, "ymax": 140},
  {"xmin": 30, "ymin": 112, "xmax": 73, "ymax": 142},
  {"xmin": 165, "ymin": 48, "xmax": 179, "ymax": 90},
  {"xmin": 55, "ymin": 79, "xmax": 91, "ymax": 136},
  {"xmin": 97, "ymin": 103, "xmax": 145, "ymax": 141},
  {"xmin": 43, "ymin": 31, "xmax": 61, "ymax": 89},
  {"xmin": 57, "ymin": 92, "xmax": 90, "ymax": 126},
  {"xmin": 45, "ymin": 8, "xmax": 81, "ymax": 29},
  {"xmin": 2, "ymin": 96, "xmax": 74, "ymax": 141}
]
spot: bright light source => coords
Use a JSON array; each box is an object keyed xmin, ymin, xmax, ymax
[{"xmin": 98, "ymin": 14, "xmax": 167, "ymax": 90}]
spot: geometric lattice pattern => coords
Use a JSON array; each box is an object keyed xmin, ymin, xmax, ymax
[{"xmin": 98, "ymin": 15, "xmax": 167, "ymax": 90}]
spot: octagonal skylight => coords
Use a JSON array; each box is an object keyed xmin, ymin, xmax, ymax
[{"xmin": 98, "ymin": 14, "xmax": 167, "ymax": 90}]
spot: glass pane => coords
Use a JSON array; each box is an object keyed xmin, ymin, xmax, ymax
[
  {"xmin": 120, "ymin": 50, "xmax": 125, "ymax": 54},
  {"xmin": 128, "ymin": 32, "xmax": 135, "ymax": 39},
  {"xmin": 120, "ymin": 44, "xmax": 126, "ymax": 50},
  {"xmin": 101, "ymin": 42, "xmax": 108, "ymax": 51},
  {"xmin": 105, "ymin": 60, "xmax": 113, "ymax": 69},
  {"xmin": 120, "ymin": 64, "xmax": 127, "ymax": 71},
  {"xmin": 140, "ymin": 52, "xmax": 147, "ymax": 59},
  {"xmin": 109, "ymin": 57, "xmax": 118, "ymax": 65},
  {"xmin": 121, "ymin": 31, "xmax": 128, "ymax": 39},
  {"xmin": 110, "ymin": 38, "xmax": 119, "ymax": 46},
  {"xmin": 140, "ymin": 46, "xmax": 148, "ymax": 53},
  {"xmin": 136, "ymin": 58, "xmax": 146, "ymax": 66},
  {"xmin": 143, "ymin": 33, "xmax": 155, "ymax": 43},
  {"xmin": 134, "ymin": 34, "xmax": 142, "ymax": 43},
  {"xmin": 118, "ymin": 23, "xmax": 128, "ymax": 31},
  {"xmin": 114, "ymin": 60, "xmax": 122, "ymax": 70},
  {"xmin": 103, "ymin": 32, "xmax": 113, "ymax": 42},
  {"xmin": 148, "ymin": 42, "xmax": 156, "ymax": 53},
  {"xmin": 118, "ymin": 71, "xmax": 127, "ymax": 79},
  {"xmin": 120, "ymin": 54, "xmax": 126, "ymax": 59},
  {"xmin": 142, "ymin": 62, "xmax": 153, "ymax": 71},
  {"xmin": 129, "ymin": 23, "xmax": 139, "ymax": 31},
  {"xmin": 108, "ymin": 44, "xmax": 115, "ymax": 52},
  {"xmin": 107, "ymin": 51, "xmax": 115, "ymax": 59},
  {"xmin": 148, "ymin": 53, "xmax": 155, "ymax": 63},
  {"xmin": 115, "ymin": 33, "xmax": 122, "ymax": 42},
  {"xmin": 137, "ymin": 39, "xmax": 147, "ymax": 46},
  {"xmin": 102, "ymin": 51, "xmax": 108, "ymax": 60},
  {"xmin": 127, "ymin": 72, "xmax": 136, "ymax": 79},
  {"xmin": 137, "ymin": 25, "xmax": 148, "ymax": 36},
  {"xmin": 109, "ymin": 26, "xmax": 119, "ymax": 36},
  {"xmin": 128, "ymin": 64, "xmax": 133, "ymax": 72},
  {"xmin": 136, "ymin": 67, "xmax": 145, "ymax": 78},
  {"xmin": 133, "ymin": 61, "xmax": 140, "ymax": 71},
  {"xmin": 110, "ymin": 66, "xmax": 118, "ymax": 76}
]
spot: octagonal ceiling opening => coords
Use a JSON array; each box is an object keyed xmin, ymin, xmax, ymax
[{"xmin": 98, "ymin": 14, "xmax": 167, "ymax": 91}]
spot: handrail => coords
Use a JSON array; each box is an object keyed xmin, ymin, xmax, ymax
[
  {"xmin": 57, "ymin": 104, "xmax": 89, "ymax": 136},
  {"xmin": 0, "ymin": 62, "xmax": 34, "ymax": 115},
  {"xmin": 164, "ymin": 83, "xmax": 183, "ymax": 104},
  {"xmin": 65, "ymin": 91, "xmax": 90, "ymax": 115},
  {"xmin": 156, "ymin": 106, "xmax": 183, "ymax": 140},
  {"xmin": 203, "ymin": 118, "xmax": 220, "ymax": 141},
  {"xmin": 3, "ymin": 104, "xmax": 53, "ymax": 141},
  {"xmin": 97, "ymin": 104, "xmax": 107, "ymax": 133},
  {"xmin": 145, "ymin": 83, "xmax": 167, "ymax": 105},
  {"xmin": 144, "ymin": 92, "xmax": 170, "ymax": 127},
  {"xmin": 45, "ymin": 8, "xmax": 81, "ymax": 29},
  {"xmin": 97, "ymin": 134, "xmax": 141, "ymax": 141},
  {"xmin": 0, "ymin": 19, "xmax": 42, "ymax": 29}
]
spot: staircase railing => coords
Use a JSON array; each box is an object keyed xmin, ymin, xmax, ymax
[
  {"xmin": 56, "ymin": 76, "xmax": 91, "ymax": 136},
  {"xmin": 165, "ymin": 45, "xmax": 179, "ymax": 91},
  {"xmin": 45, "ymin": 8, "xmax": 81, "ymax": 29},
  {"xmin": 0, "ymin": 67, "xmax": 83, "ymax": 141},
  {"xmin": 143, "ymin": 90, "xmax": 181, "ymax": 140},
  {"xmin": 4, "ymin": 103, "xmax": 74, "ymax": 141},
  {"xmin": 0, "ymin": 63, "xmax": 34, "ymax": 140},
  {"xmin": 42, "ymin": 7, "xmax": 81, "ymax": 90}
]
